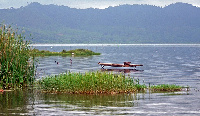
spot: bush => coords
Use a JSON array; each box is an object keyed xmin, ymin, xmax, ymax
[{"xmin": 62, "ymin": 49, "xmax": 67, "ymax": 53}]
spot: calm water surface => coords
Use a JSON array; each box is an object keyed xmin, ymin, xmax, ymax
[{"xmin": 1, "ymin": 44, "xmax": 200, "ymax": 115}]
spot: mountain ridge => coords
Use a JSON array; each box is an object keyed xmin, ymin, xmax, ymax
[{"xmin": 0, "ymin": 2, "xmax": 200, "ymax": 44}]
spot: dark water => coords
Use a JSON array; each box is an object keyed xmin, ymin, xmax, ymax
[{"xmin": 1, "ymin": 44, "xmax": 200, "ymax": 115}]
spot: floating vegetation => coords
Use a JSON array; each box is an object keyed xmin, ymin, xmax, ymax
[
  {"xmin": 0, "ymin": 24, "xmax": 35, "ymax": 89},
  {"xmin": 31, "ymin": 48, "xmax": 101, "ymax": 57},
  {"xmin": 38, "ymin": 71, "xmax": 146, "ymax": 94},
  {"xmin": 149, "ymin": 84, "xmax": 183, "ymax": 92}
]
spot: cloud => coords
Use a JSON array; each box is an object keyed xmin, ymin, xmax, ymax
[{"xmin": 0, "ymin": 0, "xmax": 200, "ymax": 9}]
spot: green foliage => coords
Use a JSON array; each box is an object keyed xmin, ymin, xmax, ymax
[
  {"xmin": 31, "ymin": 48, "xmax": 100, "ymax": 56},
  {"xmin": 150, "ymin": 84, "xmax": 182, "ymax": 92},
  {"xmin": 38, "ymin": 71, "xmax": 146, "ymax": 94},
  {"xmin": 0, "ymin": 24, "xmax": 35, "ymax": 89},
  {"xmin": 66, "ymin": 49, "xmax": 101, "ymax": 55}
]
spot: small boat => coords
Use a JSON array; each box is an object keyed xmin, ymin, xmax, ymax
[
  {"xmin": 98, "ymin": 62, "xmax": 143, "ymax": 69},
  {"xmin": 0, "ymin": 89, "xmax": 4, "ymax": 93}
]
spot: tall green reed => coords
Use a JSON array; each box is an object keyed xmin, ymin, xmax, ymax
[{"xmin": 0, "ymin": 24, "xmax": 35, "ymax": 89}]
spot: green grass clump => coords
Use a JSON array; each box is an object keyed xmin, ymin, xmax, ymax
[
  {"xmin": 66, "ymin": 49, "xmax": 101, "ymax": 55},
  {"xmin": 38, "ymin": 71, "xmax": 146, "ymax": 94},
  {"xmin": 149, "ymin": 84, "xmax": 183, "ymax": 92},
  {"xmin": 30, "ymin": 49, "xmax": 64, "ymax": 56},
  {"xmin": 0, "ymin": 24, "xmax": 35, "ymax": 89},
  {"xmin": 31, "ymin": 48, "xmax": 100, "ymax": 57}
]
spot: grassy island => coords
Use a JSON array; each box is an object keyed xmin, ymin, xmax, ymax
[
  {"xmin": 37, "ymin": 71, "xmax": 184, "ymax": 94},
  {"xmin": 31, "ymin": 48, "xmax": 101, "ymax": 56}
]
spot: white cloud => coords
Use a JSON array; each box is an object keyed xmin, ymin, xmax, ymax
[{"xmin": 0, "ymin": 0, "xmax": 200, "ymax": 9}]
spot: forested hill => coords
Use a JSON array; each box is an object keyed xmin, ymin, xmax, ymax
[{"xmin": 1, "ymin": 2, "xmax": 200, "ymax": 44}]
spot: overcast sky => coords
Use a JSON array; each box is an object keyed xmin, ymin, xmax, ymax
[{"xmin": 0, "ymin": 0, "xmax": 199, "ymax": 9}]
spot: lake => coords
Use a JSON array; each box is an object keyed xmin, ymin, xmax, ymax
[{"xmin": 1, "ymin": 44, "xmax": 200, "ymax": 115}]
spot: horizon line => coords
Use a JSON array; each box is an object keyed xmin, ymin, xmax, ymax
[{"xmin": 30, "ymin": 44, "xmax": 200, "ymax": 47}]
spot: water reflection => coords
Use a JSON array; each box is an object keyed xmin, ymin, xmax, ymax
[
  {"xmin": 37, "ymin": 93, "xmax": 142, "ymax": 108},
  {"xmin": 100, "ymin": 68, "xmax": 144, "ymax": 73},
  {"xmin": 1, "ymin": 90, "xmax": 144, "ymax": 115},
  {"xmin": 32, "ymin": 92, "xmax": 146, "ymax": 115},
  {"xmin": 0, "ymin": 89, "xmax": 34, "ymax": 115},
  {"xmin": 0, "ymin": 89, "xmax": 196, "ymax": 115}
]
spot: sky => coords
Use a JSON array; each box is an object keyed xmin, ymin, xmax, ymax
[{"xmin": 0, "ymin": 0, "xmax": 200, "ymax": 9}]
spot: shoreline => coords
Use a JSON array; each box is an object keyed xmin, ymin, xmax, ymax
[{"xmin": 30, "ymin": 44, "xmax": 200, "ymax": 47}]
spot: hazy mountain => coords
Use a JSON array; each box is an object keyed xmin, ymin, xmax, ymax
[{"xmin": 0, "ymin": 2, "xmax": 200, "ymax": 44}]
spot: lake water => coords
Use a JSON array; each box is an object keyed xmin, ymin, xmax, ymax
[{"xmin": 1, "ymin": 44, "xmax": 200, "ymax": 115}]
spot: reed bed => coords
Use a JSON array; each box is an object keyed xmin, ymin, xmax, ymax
[
  {"xmin": 38, "ymin": 71, "xmax": 146, "ymax": 94},
  {"xmin": 0, "ymin": 24, "xmax": 35, "ymax": 89}
]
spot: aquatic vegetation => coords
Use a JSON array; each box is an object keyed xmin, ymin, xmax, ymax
[
  {"xmin": 0, "ymin": 24, "xmax": 35, "ymax": 89},
  {"xmin": 37, "ymin": 71, "xmax": 186, "ymax": 94},
  {"xmin": 38, "ymin": 71, "xmax": 146, "ymax": 94},
  {"xmin": 149, "ymin": 84, "xmax": 183, "ymax": 92},
  {"xmin": 31, "ymin": 48, "xmax": 101, "ymax": 56},
  {"xmin": 66, "ymin": 49, "xmax": 101, "ymax": 55}
]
